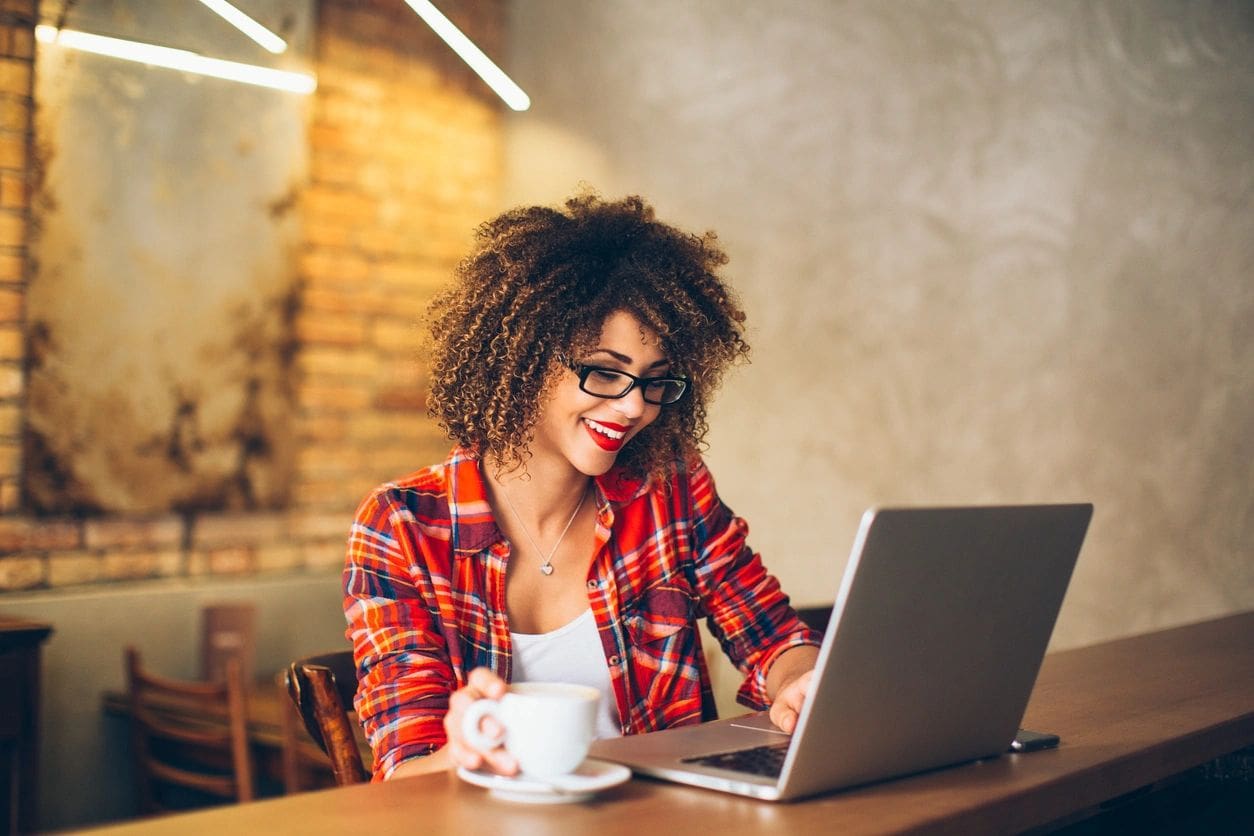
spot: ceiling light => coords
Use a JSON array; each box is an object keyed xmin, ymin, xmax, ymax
[
  {"xmin": 403, "ymin": 0, "xmax": 530, "ymax": 111},
  {"xmin": 196, "ymin": 0, "xmax": 288, "ymax": 54},
  {"xmin": 35, "ymin": 25, "xmax": 315, "ymax": 94}
]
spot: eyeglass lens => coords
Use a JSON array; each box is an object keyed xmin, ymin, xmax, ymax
[{"xmin": 580, "ymin": 367, "xmax": 685, "ymax": 404}]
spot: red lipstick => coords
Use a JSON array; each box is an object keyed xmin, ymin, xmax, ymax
[{"xmin": 583, "ymin": 419, "xmax": 628, "ymax": 452}]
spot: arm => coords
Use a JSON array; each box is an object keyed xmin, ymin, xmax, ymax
[
  {"xmin": 686, "ymin": 459, "xmax": 822, "ymax": 711},
  {"xmin": 387, "ymin": 666, "xmax": 520, "ymax": 779},
  {"xmin": 765, "ymin": 644, "xmax": 820, "ymax": 732},
  {"xmin": 343, "ymin": 487, "xmax": 457, "ymax": 779}
]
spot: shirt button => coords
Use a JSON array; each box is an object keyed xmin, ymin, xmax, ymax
[
  {"xmin": 608, "ymin": 655, "xmax": 620, "ymax": 665},
  {"xmin": 586, "ymin": 579, "xmax": 599, "ymax": 590}
]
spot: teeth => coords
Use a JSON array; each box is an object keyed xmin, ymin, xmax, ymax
[{"xmin": 584, "ymin": 419, "xmax": 625, "ymax": 440}]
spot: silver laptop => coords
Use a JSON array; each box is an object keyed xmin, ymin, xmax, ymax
[{"xmin": 590, "ymin": 503, "xmax": 1092, "ymax": 801}]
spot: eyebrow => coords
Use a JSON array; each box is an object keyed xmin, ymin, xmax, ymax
[{"xmin": 587, "ymin": 348, "xmax": 671, "ymax": 370}]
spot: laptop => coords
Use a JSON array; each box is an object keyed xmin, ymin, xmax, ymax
[{"xmin": 590, "ymin": 503, "xmax": 1093, "ymax": 801}]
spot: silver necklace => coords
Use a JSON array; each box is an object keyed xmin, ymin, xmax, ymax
[{"xmin": 499, "ymin": 483, "xmax": 588, "ymax": 576}]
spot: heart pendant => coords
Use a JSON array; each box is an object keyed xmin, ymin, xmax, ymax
[{"xmin": 540, "ymin": 563, "xmax": 554, "ymax": 576}]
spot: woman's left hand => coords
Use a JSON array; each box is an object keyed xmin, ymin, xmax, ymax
[{"xmin": 768, "ymin": 668, "xmax": 814, "ymax": 733}]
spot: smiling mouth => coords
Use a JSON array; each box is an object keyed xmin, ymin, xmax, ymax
[{"xmin": 584, "ymin": 418, "xmax": 627, "ymax": 451}]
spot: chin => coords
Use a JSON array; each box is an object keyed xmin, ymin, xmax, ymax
[{"xmin": 574, "ymin": 454, "xmax": 618, "ymax": 478}]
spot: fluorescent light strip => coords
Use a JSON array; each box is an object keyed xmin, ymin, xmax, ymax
[
  {"xmin": 197, "ymin": 0, "xmax": 288, "ymax": 54},
  {"xmin": 34, "ymin": 25, "xmax": 315, "ymax": 94},
  {"xmin": 403, "ymin": 0, "xmax": 530, "ymax": 111}
]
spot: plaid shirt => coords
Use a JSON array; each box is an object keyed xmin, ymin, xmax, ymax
[{"xmin": 344, "ymin": 447, "xmax": 820, "ymax": 779}]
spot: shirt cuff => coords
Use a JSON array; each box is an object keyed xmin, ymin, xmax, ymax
[{"xmin": 736, "ymin": 631, "xmax": 822, "ymax": 710}]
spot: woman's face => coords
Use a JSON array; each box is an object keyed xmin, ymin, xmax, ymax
[{"xmin": 529, "ymin": 310, "xmax": 668, "ymax": 477}]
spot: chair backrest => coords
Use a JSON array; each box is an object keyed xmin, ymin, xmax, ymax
[
  {"xmin": 284, "ymin": 651, "xmax": 369, "ymax": 785},
  {"xmin": 125, "ymin": 646, "xmax": 255, "ymax": 814},
  {"xmin": 200, "ymin": 602, "xmax": 257, "ymax": 684}
]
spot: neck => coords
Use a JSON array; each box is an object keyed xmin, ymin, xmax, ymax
[{"xmin": 485, "ymin": 458, "xmax": 593, "ymax": 533}]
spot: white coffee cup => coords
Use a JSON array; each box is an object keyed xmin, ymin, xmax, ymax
[{"xmin": 461, "ymin": 682, "xmax": 600, "ymax": 778}]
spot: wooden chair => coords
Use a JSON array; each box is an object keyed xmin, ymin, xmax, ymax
[
  {"xmin": 200, "ymin": 602, "xmax": 257, "ymax": 684},
  {"xmin": 125, "ymin": 646, "xmax": 255, "ymax": 814},
  {"xmin": 796, "ymin": 604, "xmax": 832, "ymax": 634},
  {"xmin": 284, "ymin": 651, "xmax": 369, "ymax": 785}
]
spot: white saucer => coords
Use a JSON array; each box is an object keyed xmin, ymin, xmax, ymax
[{"xmin": 456, "ymin": 758, "xmax": 631, "ymax": 804}]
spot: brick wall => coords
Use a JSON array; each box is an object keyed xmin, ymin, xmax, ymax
[{"xmin": 0, "ymin": 0, "xmax": 505, "ymax": 593}]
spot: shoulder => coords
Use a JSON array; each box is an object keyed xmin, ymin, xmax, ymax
[{"xmin": 353, "ymin": 456, "xmax": 457, "ymax": 531}]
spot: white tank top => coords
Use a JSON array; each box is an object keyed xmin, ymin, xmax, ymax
[{"xmin": 510, "ymin": 609, "xmax": 622, "ymax": 739}]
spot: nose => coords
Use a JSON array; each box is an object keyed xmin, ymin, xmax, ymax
[{"xmin": 611, "ymin": 385, "xmax": 648, "ymax": 420}]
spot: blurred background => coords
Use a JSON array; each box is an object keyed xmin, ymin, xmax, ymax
[{"xmin": 0, "ymin": 0, "xmax": 1249, "ymax": 830}]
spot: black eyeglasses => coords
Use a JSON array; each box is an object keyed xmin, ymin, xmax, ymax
[{"xmin": 570, "ymin": 363, "xmax": 688, "ymax": 405}]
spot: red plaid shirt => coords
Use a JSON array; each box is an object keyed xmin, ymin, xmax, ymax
[{"xmin": 343, "ymin": 447, "xmax": 820, "ymax": 779}]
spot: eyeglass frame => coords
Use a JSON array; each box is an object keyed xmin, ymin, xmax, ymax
[{"xmin": 566, "ymin": 361, "xmax": 689, "ymax": 405}]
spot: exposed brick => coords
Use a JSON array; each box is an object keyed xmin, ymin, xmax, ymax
[
  {"xmin": 0, "ymin": 252, "xmax": 23, "ymax": 281},
  {"xmin": 103, "ymin": 550, "xmax": 182, "ymax": 581},
  {"xmin": 0, "ymin": 554, "xmax": 43, "ymax": 590},
  {"xmin": 192, "ymin": 512, "xmax": 288, "ymax": 548},
  {"xmin": 0, "ymin": 401, "xmax": 18, "ymax": 437},
  {"xmin": 7, "ymin": 26, "xmax": 31, "ymax": 60},
  {"xmin": 0, "ymin": 516, "xmax": 80, "ymax": 553},
  {"xmin": 373, "ymin": 385, "xmax": 424, "ymax": 412},
  {"xmin": 188, "ymin": 546, "xmax": 257, "ymax": 576},
  {"xmin": 301, "ymin": 538, "xmax": 346, "ymax": 572},
  {"xmin": 299, "ymin": 346, "xmax": 375, "ymax": 379},
  {"xmin": 0, "ymin": 363, "xmax": 21, "ymax": 398},
  {"xmin": 369, "ymin": 318, "xmax": 420, "ymax": 353},
  {"xmin": 290, "ymin": 511, "xmax": 352, "ymax": 542},
  {"xmin": 48, "ymin": 551, "xmax": 102, "ymax": 587},
  {"xmin": 0, "ymin": 169, "xmax": 25, "ymax": 207},
  {"xmin": 0, "ymin": 2, "xmax": 36, "ymax": 18},
  {"xmin": 83, "ymin": 516, "xmax": 184, "ymax": 550},
  {"xmin": 0, "ymin": 210, "xmax": 23, "ymax": 247},
  {"xmin": 291, "ymin": 478, "xmax": 360, "ymax": 512},
  {"xmin": 295, "ymin": 312, "xmax": 366, "ymax": 347},
  {"xmin": 0, "ymin": 439, "xmax": 15, "ymax": 475},
  {"xmin": 0, "ymin": 132, "xmax": 24, "ymax": 168},
  {"xmin": 0, "ymin": 58, "xmax": 31, "ymax": 96},
  {"xmin": 0, "ymin": 97, "xmax": 27, "ymax": 132},
  {"xmin": 302, "ymin": 220, "xmax": 352, "ymax": 249},
  {"xmin": 256, "ymin": 542, "xmax": 301, "ymax": 572},
  {"xmin": 298, "ymin": 250, "xmax": 371, "ymax": 286},
  {"xmin": 295, "ymin": 412, "xmax": 349, "ymax": 443},
  {"xmin": 297, "ymin": 382, "xmax": 372, "ymax": 411},
  {"xmin": 0, "ymin": 323, "xmax": 21, "ymax": 360},
  {"xmin": 0, "ymin": 284, "xmax": 20, "ymax": 320},
  {"xmin": 0, "ymin": 478, "xmax": 17, "ymax": 512},
  {"xmin": 303, "ymin": 184, "xmax": 375, "ymax": 222}
]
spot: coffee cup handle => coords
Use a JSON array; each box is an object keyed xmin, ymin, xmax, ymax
[{"xmin": 461, "ymin": 698, "xmax": 506, "ymax": 753}]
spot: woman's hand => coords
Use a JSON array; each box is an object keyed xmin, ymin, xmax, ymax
[
  {"xmin": 443, "ymin": 667, "xmax": 519, "ymax": 775},
  {"xmin": 765, "ymin": 644, "xmax": 820, "ymax": 733},
  {"xmin": 768, "ymin": 668, "xmax": 814, "ymax": 733}
]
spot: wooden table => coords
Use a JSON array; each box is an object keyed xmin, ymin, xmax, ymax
[{"xmin": 82, "ymin": 612, "xmax": 1253, "ymax": 835}]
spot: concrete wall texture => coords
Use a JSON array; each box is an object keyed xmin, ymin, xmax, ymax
[{"xmin": 503, "ymin": 0, "xmax": 1254, "ymax": 651}]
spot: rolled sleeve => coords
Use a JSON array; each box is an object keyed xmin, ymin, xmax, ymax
[
  {"xmin": 686, "ymin": 460, "xmax": 822, "ymax": 710},
  {"xmin": 343, "ymin": 491, "xmax": 455, "ymax": 779}
]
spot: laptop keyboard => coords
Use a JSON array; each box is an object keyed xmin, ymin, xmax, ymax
[{"xmin": 682, "ymin": 742, "xmax": 790, "ymax": 778}]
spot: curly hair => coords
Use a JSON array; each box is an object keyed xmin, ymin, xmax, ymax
[{"xmin": 425, "ymin": 192, "xmax": 750, "ymax": 481}]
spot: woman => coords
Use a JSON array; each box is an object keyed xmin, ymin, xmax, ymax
[{"xmin": 344, "ymin": 193, "xmax": 821, "ymax": 780}]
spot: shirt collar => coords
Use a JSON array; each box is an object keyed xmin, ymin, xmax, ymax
[{"xmin": 446, "ymin": 447, "xmax": 652, "ymax": 556}]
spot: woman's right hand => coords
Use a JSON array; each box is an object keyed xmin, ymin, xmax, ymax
[{"xmin": 443, "ymin": 667, "xmax": 518, "ymax": 775}]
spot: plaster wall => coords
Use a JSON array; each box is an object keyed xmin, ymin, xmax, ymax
[
  {"xmin": 26, "ymin": 0, "xmax": 314, "ymax": 513},
  {"xmin": 503, "ymin": 0, "xmax": 1254, "ymax": 694},
  {"xmin": 3, "ymin": 571, "xmax": 346, "ymax": 829}
]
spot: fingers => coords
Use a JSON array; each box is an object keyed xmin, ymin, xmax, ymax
[
  {"xmin": 443, "ymin": 668, "xmax": 517, "ymax": 775},
  {"xmin": 769, "ymin": 669, "xmax": 815, "ymax": 734}
]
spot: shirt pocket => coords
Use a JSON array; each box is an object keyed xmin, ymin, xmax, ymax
[{"xmin": 623, "ymin": 580, "xmax": 699, "ymax": 644}]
